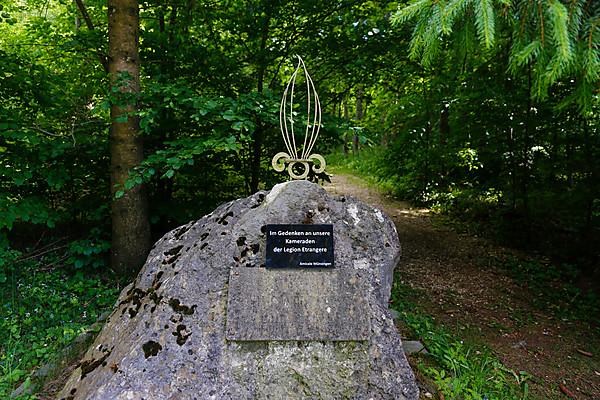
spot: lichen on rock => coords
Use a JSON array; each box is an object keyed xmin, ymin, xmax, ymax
[{"xmin": 58, "ymin": 180, "xmax": 418, "ymax": 400}]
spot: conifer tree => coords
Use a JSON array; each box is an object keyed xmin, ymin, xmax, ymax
[{"xmin": 392, "ymin": 0, "xmax": 599, "ymax": 113}]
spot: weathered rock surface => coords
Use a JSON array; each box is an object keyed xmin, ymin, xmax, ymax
[{"xmin": 58, "ymin": 180, "xmax": 418, "ymax": 400}]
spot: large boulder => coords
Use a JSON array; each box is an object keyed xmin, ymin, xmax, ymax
[{"xmin": 58, "ymin": 181, "xmax": 418, "ymax": 399}]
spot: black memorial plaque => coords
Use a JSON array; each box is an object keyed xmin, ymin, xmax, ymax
[{"xmin": 266, "ymin": 224, "xmax": 334, "ymax": 268}]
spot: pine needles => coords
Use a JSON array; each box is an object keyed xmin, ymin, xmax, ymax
[{"xmin": 392, "ymin": 0, "xmax": 600, "ymax": 114}]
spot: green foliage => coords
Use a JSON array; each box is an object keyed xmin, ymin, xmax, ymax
[
  {"xmin": 124, "ymin": 88, "xmax": 280, "ymax": 191},
  {"xmin": 0, "ymin": 255, "xmax": 120, "ymax": 397},
  {"xmin": 339, "ymin": 0, "xmax": 600, "ymax": 276},
  {"xmin": 328, "ymin": 148, "xmax": 404, "ymax": 196},
  {"xmin": 391, "ymin": 282, "xmax": 530, "ymax": 399},
  {"xmin": 498, "ymin": 256, "xmax": 600, "ymax": 323},
  {"xmin": 474, "ymin": 0, "xmax": 495, "ymax": 49},
  {"xmin": 66, "ymin": 230, "xmax": 111, "ymax": 270},
  {"xmin": 393, "ymin": 0, "xmax": 600, "ymax": 112},
  {"xmin": 0, "ymin": 0, "xmax": 597, "ymax": 395},
  {"xmin": 0, "ymin": 241, "xmax": 19, "ymax": 284}
]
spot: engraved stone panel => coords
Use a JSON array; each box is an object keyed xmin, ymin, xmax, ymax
[{"xmin": 226, "ymin": 267, "xmax": 370, "ymax": 341}]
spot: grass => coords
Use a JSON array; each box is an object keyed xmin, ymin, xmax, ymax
[
  {"xmin": 0, "ymin": 251, "xmax": 120, "ymax": 398},
  {"xmin": 327, "ymin": 149, "xmax": 402, "ymax": 196},
  {"xmin": 391, "ymin": 281, "xmax": 531, "ymax": 400},
  {"xmin": 330, "ymin": 150, "xmax": 600, "ymax": 398},
  {"xmin": 496, "ymin": 255, "xmax": 600, "ymax": 327},
  {"xmin": 330, "ymin": 148, "xmax": 600, "ymax": 325}
]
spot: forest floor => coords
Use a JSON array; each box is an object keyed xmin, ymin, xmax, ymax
[{"xmin": 324, "ymin": 173, "xmax": 600, "ymax": 400}]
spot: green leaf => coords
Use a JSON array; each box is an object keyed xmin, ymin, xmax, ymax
[
  {"xmin": 222, "ymin": 110, "xmax": 236, "ymax": 121},
  {"xmin": 115, "ymin": 190, "xmax": 125, "ymax": 199},
  {"xmin": 232, "ymin": 121, "xmax": 245, "ymax": 131},
  {"xmin": 124, "ymin": 180, "xmax": 135, "ymax": 190}
]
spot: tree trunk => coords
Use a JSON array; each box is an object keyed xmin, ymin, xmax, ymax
[
  {"xmin": 74, "ymin": 0, "xmax": 81, "ymax": 30},
  {"xmin": 508, "ymin": 126, "xmax": 517, "ymax": 210},
  {"xmin": 108, "ymin": 0, "xmax": 151, "ymax": 276},
  {"xmin": 249, "ymin": 10, "xmax": 271, "ymax": 193},
  {"xmin": 354, "ymin": 87, "xmax": 364, "ymax": 155},
  {"xmin": 75, "ymin": 0, "xmax": 108, "ymax": 71},
  {"xmin": 440, "ymin": 103, "xmax": 449, "ymax": 145},
  {"xmin": 343, "ymin": 97, "xmax": 349, "ymax": 155},
  {"xmin": 522, "ymin": 65, "xmax": 533, "ymax": 220}
]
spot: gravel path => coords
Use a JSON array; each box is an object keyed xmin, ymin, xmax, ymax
[{"xmin": 324, "ymin": 173, "xmax": 600, "ymax": 400}]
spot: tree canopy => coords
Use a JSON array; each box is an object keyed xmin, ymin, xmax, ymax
[{"xmin": 0, "ymin": 0, "xmax": 598, "ymax": 397}]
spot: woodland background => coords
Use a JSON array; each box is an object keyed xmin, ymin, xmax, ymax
[{"xmin": 0, "ymin": 0, "xmax": 598, "ymax": 398}]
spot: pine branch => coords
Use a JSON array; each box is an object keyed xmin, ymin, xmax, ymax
[
  {"xmin": 392, "ymin": 0, "xmax": 433, "ymax": 25},
  {"xmin": 409, "ymin": 16, "xmax": 431, "ymax": 61},
  {"xmin": 421, "ymin": 5, "xmax": 444, "ymax": 66},
  {"xmin": 474, "ymin": 0, "xmax": 496, "ymax": 48},
  {"xmin": 582, "ymin": 46, "xmax": 599, "ymax": 83},
  {"xmin": 510, "ymin": 39, "xmax": 542, "ymax": 71},
  {"xmin": 538, "ymin": 0, "xmax": 546, "ymax": 45},
  {"xmin": 548, "ymin": 0, "xmax": 574, "ymax": 62},
  {"xmin": 440, "ymin": 0, "xmax": 469, "ymax": 35}
]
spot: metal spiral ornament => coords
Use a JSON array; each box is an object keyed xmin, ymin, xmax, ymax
[{"xmin": 272, "ymin": 56, "xmax": 326, "ymax": 180}]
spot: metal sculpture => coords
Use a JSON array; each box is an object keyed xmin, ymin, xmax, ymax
[{"xmin": 272, "ymin": 56, "xmax": 326, "ymax": 180}]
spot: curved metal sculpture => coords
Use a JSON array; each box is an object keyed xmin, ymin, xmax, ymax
[{"xmin": 272, "ymin": 56, "xmax": 326, "ymax": 180}]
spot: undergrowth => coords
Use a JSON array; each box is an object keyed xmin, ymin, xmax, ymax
[
  {"xmin": 330, "ymin": 149, "xmax": 600, "ymax": 326},
  {"xmin": 391, "ymin": 281, "xmax": 531, "ymax": 400},
  {"xmin": 0, "ymin": 248, "xmax": 120, "ymax": 398},
  {"xmin": 327, "ymin": 150, "xmax": 401, "ymax": 196},
  {"xmin": 497, "ymin": 256, "xmax": 600, "ymax": 326}
]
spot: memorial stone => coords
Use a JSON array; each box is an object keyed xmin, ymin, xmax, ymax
[
  {"xmin": 57, "ymin": 180, "xmax": 419, "ymax": 399},
  {"xmin": 58, "ymin": 56, "xmax": 418, "ymax": 400}
]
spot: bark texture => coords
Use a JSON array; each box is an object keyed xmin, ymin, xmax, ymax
[{"xmin": 108, "ymin": 0, "xmax": 151, "ymax": 276}]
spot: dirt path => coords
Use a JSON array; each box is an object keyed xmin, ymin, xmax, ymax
[{"xmin": 324, "ymin": 173, "xmax": 600, "ymax": 400}]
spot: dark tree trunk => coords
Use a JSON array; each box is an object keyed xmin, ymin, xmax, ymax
[
  {"xmin": 249, "ymin": 11, "xmax": 271, "ymax": 193},
  {"xmin": 522, "ymin": 65, "xmax": 533, "ymax": 219},
  {"xmin": 440, "ymin": 103, "xmax": 449, "ymax": 145},
  {"xmin": 508, "ymin": 126, "xmax": 517, "ymax": 210},
  {"xmin": 108, "ymin": 0, "xmax": 151, "ymax": 276},
  {"xmin": 354, "ymin": 87, "xmax": 364, "ymax": 155},
  {"xmin": 74, "ymin": 0, "xmax": 108, "ymax": 71},
  {"xmin": 343, "ymin": 97, "xmax": 349, "ymax": 155}
]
